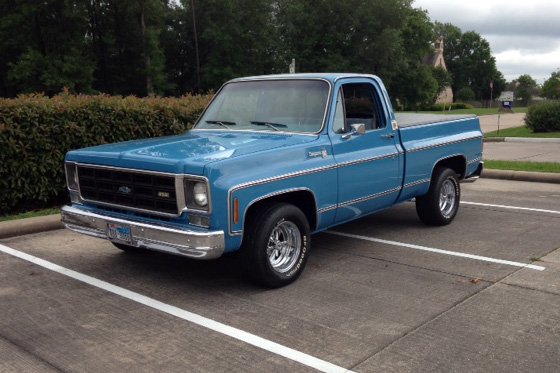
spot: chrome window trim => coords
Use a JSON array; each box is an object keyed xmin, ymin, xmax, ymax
[
  {"xmin": 192, "ymin": 78, "xmax": 333, "ymax": 136},
  {"xmin": 71, "ymin": 163, "xmax": 211, "ymax": 218}
]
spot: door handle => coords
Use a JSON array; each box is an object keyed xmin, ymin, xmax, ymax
[{"xmin": 380, "ymin": 133, "xmax": 394, "ymax": 139}]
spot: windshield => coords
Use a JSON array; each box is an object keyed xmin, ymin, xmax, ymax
[{"xmin": 195, "ymin": 79, "xmax": 329, "ymax": 134}]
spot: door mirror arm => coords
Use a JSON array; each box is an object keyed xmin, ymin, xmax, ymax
[{"xmin": 342, "ymin": 123, "xmax": 366, "ymax": 140}]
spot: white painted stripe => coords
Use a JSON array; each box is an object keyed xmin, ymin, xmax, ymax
[
  {"xmin": 461, "ymin": 201, "xmax": 560, "ymax": 215},
  {"xmin": 326, "ymin": 231, "xmax": 545, "ymax": 271},
  {"xmin": 0, "ymin": 243, "xmax": 353, "ymax": 373}
]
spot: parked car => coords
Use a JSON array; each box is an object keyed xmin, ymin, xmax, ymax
[{"xmin": 61, "ymin": 73, "xmax": 483, "ymax": 287}]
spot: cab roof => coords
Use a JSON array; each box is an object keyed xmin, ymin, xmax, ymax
[{"xmin": 228, "ymin": 73, "xmax": 381, "ymax": 84}]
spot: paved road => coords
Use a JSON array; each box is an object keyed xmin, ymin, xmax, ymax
[
  {"xmin": 478, "ymin": 113, "xmax": 560, "ymax": 163},
  {"xmin": 479, "ymin": 113, "xmax": 526, "ymax": 134},
  {"xmin": 1, "ymin": 179, "xmax": 560, "ymax": 372},
  {"xmin": 484, "ymin": 141, "xmax": 560, "ymax": 163}
]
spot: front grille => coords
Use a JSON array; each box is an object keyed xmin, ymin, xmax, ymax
[{"xmin": 78, "ymin": 166, "xmax": 179, "ymax": 215}]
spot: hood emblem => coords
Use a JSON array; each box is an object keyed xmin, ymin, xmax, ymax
[{"xmin": 118, "ymin": 186, "xmax": 133, "ymax": 194}]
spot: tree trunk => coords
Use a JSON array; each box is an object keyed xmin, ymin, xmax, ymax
[{"xmin": 139, "ymin": 6, "xmax": 154, "ymax": 96}]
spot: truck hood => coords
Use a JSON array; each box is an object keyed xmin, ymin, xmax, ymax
[{"xmin": 65, "ymin": 130, "xmax": 317, "ymax": 175}]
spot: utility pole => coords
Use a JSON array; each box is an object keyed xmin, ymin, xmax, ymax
[{"xmin": 489, "ymin": 80, "xmax": 493, "ymax": 108}]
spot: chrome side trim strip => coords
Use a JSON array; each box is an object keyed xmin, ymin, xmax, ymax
[
  {"xmin": 406, "ymin": 135, "xmax": 482, "ymax": 153},
  {"xmin": 338, "ymin": 187, "xmax": 401, "ymax": 208},
  {"xmin": 337, "ymin": 152, "xmax": 400, "ymax": 168},
  {"xmin": 317, "ymin": 205, "xmax": 337, "ymax": 214},
  {"xmin": 403, "ymin": 178, "xmax": 431, "ymax": 189}
]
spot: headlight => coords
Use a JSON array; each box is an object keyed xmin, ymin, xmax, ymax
[
  {"xmin": 193, "ymin": 182, "xmax": 208, "ymax": 207},
  {"xmin": 184, "ymin": 179, "xmax": 210, "ymax": 211},
  {"xmin": 65, "ymin": 162, "xmax": 79, "ymax": 191}
]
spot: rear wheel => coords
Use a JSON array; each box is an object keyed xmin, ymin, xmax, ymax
[
  {"xmin": 241, "ymin": 203, "xmax": 311, "ymax": 288},
  {"xmin": 416, "ymin": 167, "xmax": 460, "ymax": 226}
]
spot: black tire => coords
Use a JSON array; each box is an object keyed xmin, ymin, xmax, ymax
[
  {"xmin": 241, "ymin": 203, "xmax": 311, "ymax": 288},
  {"xmin": 111, "ymin": 242, "xmax": 142, "ymax": 253},
  {"xmin": 416, "ymin": 167, "xmax": 460, "ymax": 226}
]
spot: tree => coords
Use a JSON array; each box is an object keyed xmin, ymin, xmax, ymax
[
  {"xmin": 455, "ymin": 87, "xmax": 475, "ymax": 101},
  {"xmin": 542, "ymin": 70, "xmax": 560, "ymax": 99},
  {"xmin": 433, "ymin": 23, "xmax": 505, "ymax": 102},
  {"xmin": 515, "ymin": 74, "xmax": 537, "ymax": 105},
  {"xmin": 431, "ymin": 66, "xmax": 452, "ymax": 97},
  {"xmin": 2, "ymin": 0, "xmax": 94, "ymax": 95},
  {"xmin": 87, "ymin": 0, "xmax": 169, "ymax": 96}
]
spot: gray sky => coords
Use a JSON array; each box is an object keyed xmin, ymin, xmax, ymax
[{"xmin": 413, "ymin": 0, "xmax": 560, "ymax": 83}]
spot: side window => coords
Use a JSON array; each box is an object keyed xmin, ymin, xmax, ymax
[
  {"xmin": 341, "ymin": 83, "xmax": 384, "ymax": 130},
  {"xmin": 332, "ymin": 89, "xmax": 345, "ymax": 134}
]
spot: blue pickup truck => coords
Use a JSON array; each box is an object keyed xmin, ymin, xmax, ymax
[{"xmin": 61, "ymin": 73, "xmax": 483, "ymax": 287}]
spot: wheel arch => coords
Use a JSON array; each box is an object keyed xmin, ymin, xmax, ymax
[
  {"xmin": 431, "ymin": 154, "xmax": 467, "ymax": 180},
  {"xmin": 242, "ymin": 188, "xmax": 318, "ymax": 235}
]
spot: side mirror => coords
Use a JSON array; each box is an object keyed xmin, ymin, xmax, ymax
[{"xmin": 342, "ymin": 123, "xmax": 366, "ymax": 139}]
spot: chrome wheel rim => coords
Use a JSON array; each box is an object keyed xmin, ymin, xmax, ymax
[
  {"xmin": 267, "ymin": 220, "xmax": 302, "ymax": 273},
  {"xmin": 439, "ymin": 179, "xmax": 456, "ymax": 218}
]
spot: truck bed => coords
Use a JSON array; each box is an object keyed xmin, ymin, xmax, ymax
[{"xmin": 395, "ymin": 113, "xmax": 475, "ymax": 128}]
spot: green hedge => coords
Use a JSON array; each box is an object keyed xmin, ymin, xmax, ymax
[
  {"xmin": 0, "ymin": 93, "xmax": 213, "ymax": 214},
  {"xmin": 525, "ymin": 101, "xmax": 560, "ymax": 132},
  {"xmin": 422, "ymin": 102, "xmax": 474, "ymax": 111}
]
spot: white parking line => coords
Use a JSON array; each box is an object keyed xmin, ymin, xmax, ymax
[
  {"xmin": 0, "ymin": 243, "xmax": 353, "ymax": 373},
  {"xmin": 326, "ymin": 231, "xmax": 545, "ymax": 271},
  {"xmin": 461, "ymin": 201, "xmax": 560, "ymax": 215}
]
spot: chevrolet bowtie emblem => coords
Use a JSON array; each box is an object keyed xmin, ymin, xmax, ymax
[{"xmin": 118, "ymin": 186, "xmax": 132, "ymax": 194}]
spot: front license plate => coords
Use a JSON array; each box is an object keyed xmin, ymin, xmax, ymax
[{"xmin": 107, "ymin": 223, "xmax": 132, "ymax": 244}]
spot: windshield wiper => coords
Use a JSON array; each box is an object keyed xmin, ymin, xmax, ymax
[
  {"xmin": 205, "ymin": 120, "xmax": 236, "ymax": 130},
  {"xmin": 250, "ymin": 121, "xmax": 288, "ymax": 131}
]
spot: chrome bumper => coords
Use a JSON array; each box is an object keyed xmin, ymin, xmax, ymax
[{"xmin": 61, "ymin": 205, "xmax": 225, "ymax": 259}]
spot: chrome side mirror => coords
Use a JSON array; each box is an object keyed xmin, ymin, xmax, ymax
[{"xmin": 342, "ymin": 123, "xmax": 366, "ymax": 139}]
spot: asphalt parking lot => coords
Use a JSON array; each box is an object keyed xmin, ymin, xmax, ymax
[{"xmin": 1, "ymin": 178, "xmax": 560, "ymax": 372}]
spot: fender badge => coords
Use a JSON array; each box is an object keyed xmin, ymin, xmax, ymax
[{"xmin": 391, "ymin": 120, "xmax": 398, "ymax": 131}]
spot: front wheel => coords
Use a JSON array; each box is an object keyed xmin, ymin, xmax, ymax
[
  {"xmin": 241, "ymin": 203, "xmax": 311, "ymax": 288},
  {"xmin": 416, "ymin": 167, "xmax": 460, "ymax": 226}
]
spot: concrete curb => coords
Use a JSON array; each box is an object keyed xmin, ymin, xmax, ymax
[
  {"xmin": 481, "ymin": 169, "xmax": 560, "ymax": 184},
  {"xmin": 0, "ymin": 214, "xmax": 63, "ymax": 239},
  {"xmin": 484, "ymin": 137, "xmax": 560, "ymax": 143},
  {"xmin": 483, "ymin": 137, "xmax": 505, "ymax": 142}
]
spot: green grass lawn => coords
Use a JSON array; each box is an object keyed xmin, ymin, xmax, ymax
[
  {"xmin": 485, "ymin": 126, "xmax": 560, "ymax": 138},
  {"xmin": 401, "ymin": 107, "xmax": 528, "ymax": 116},
  {"xmin": 0, "ymin": 207, "xmax": 60, "ymax": 222},
  {"xmin": 484, "ymin": 160, "xmax": 560, "ymax": 173}
]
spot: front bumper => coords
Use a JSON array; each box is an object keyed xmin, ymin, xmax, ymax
[{"xmin": 61, "ymin": 205, "xmax": 225, "ymax": 259}]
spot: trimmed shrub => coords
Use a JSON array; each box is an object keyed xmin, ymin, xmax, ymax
[
  {"xmin": 525, "ymin": 101, "xmax": 560, "ymax": 132},
  {"xmin": 455, "ymin": 87, "xmax": 476, "ymax": 102},
  {"xmin": 0, "ymin": 93, "xmax": 212, "ymax": 214}
]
